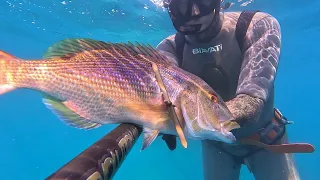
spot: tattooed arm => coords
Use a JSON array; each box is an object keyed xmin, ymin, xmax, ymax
[{"xmin": 226, "ymin": 13, "xmax": 281, "ymax": 127}]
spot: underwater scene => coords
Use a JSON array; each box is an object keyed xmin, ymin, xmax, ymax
[{"xmin": 0, "ymin": 0, "xmax": 319, "ymax": 179}]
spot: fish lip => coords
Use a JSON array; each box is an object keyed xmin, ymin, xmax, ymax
[
  {"xmin": 220, "ymin": 122, "xmax": 237, "ymax": 143},
  {"xmin": 222, "ymin": 131, "xmax": 237, "ymax": 143},
  {"xmin": 202, "ymin": 126, "xmax": 237, "ymax": 143}
]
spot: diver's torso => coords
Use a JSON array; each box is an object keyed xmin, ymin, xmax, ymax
[
  {"xmin": 179, "ymin": 12, "xmax": 274, "ymax": 140},
  {"xmin": 181, "ymin": 12, "xmax": 242, "ymax": 101}
]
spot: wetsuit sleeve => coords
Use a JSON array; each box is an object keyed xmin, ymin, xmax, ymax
[
  {"xmin": 226, "ymin": 13, "xmax": 281, "ymax": 127},
  {"xmin": 156, "ymin": 35, "xmax": 180, "ymax": 66}
]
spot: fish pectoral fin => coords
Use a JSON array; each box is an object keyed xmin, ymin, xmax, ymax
[
  {"xmin": 141, "ymin": 127, "xmax": 160, "ymax": 151},
  {"xmin": 42, "ymin": 95, "xmax": 102, "ymax": 130}
]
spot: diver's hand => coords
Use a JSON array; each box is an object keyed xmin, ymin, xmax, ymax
[
  {"xmin": 160, "ymin": 134, "xmax": 177, "ymax": 151},
  {"xmin": 225, "ymin": 94, "xmax": 264, "ymax": 127}
]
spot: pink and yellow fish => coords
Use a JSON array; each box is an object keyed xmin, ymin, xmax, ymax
[{"xmin": 0, "ymin": 38, "xmax": 240, "ymax": 150}]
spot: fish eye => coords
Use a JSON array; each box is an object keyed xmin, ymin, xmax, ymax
[{"xmin": 208, "ymin": 92, "xmax": 218, "ymax": 103}]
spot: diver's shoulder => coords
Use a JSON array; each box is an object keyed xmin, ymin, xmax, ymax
[
  {"xmin": 167, "ymin": 34, "xmax": 176, "ymax": 42},
  {"xmin": 156, "ymin": 34, "xmax": 176, "ymax": 50},
  {"xmin": 220, "ymin": 12, "xmax": 241, "ymax": 29},
  {"xmin": 223, "ymin": 11, "xmax": 278, "ymax": 22},
  {"xmin": 223, "ymin": 11, "xmax": 242, "ymax": 20},
  {"xmin": 159, "ymin": 34, "xmax": 176, "ymax": 44},
  {"xmin": 251, "ymin": 12, "xmax": 280, "ymax": 26},
  {"xmin": 223, "ymin": 11, "xmax": 280, "ymax": 30}
]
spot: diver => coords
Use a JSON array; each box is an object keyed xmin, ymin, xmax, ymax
[{"xmin": 156, "ymin": 0, "xmax": 300, "ymax": 179}]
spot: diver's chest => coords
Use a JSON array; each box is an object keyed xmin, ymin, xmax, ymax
[
  {"xmin": 182, "ymin": 35, "xmax": 242, "ymax": 71},
  {"xmin": 181, "ymin": 35, "xmax": 243, "ymax": 100}
]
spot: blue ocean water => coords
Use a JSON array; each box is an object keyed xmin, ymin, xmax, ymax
[{"xmin": 0, "ymin": 0, "xmax": 319, "ymax": 179}]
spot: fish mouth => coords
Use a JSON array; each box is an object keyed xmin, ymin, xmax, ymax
[
  {"xmin": 202, "ymin": 120, "xmax": 238, "ymax": 143},
  {"xmin": 217, "ymin": 119, "xmax": 240, "ymax": 143},
  {"xmin": 206, "ymin": 128, "xmax": 236, "ymax": 144},
  {"xmin": 220, "ymin": 119, "xmax": 241, "ymax": 132},
  {"xmin": 219, "ymin": 125, "xmax": 237, "ymax": 143}
]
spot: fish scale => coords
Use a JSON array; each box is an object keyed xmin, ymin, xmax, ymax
[
  {"xmin": 51, "ymin": 53, "xmax": 160, "ymax": 123},
  {"xmin": 0, "ymin": 38, "xmax": 240, "ymax": 150},
  {"xmin": 70, "ymin": 51, "xmax": 159, "ymax": 103}
]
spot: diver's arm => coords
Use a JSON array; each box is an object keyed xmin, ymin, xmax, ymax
[
  {"xmin": 226, "ymin": 13, "xmax": 281, "ymax": 127},
  {"xmin": 156, "ymin": 34, "xmax": 180, "ymax": 66}
]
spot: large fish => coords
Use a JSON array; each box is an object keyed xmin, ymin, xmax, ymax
[{"xmin": 0, "ymin": 38, "xmax": 241, "ymax": 150}]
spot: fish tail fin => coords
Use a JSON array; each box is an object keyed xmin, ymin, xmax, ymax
[{"xmin": 0, "ymin": 50, "xmax": 18, "ymax": 94}]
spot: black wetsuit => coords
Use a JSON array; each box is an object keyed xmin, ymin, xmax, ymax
[{"xmin": 157, "ymin": 11, "xmax": 299, "ymax": 180}]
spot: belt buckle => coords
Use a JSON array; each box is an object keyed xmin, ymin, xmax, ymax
[{"xmin": 274, "ymin": 108, "xmax": 294, "ymax": 125}]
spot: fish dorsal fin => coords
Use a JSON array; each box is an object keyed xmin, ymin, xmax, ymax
[
  {"xmin": 43, "ymin": 38, "xmax": 111, "ymax": 59},
  {"xmin": 43, "ymin": 38, "xmax": 173, "ymax": 65},
  {"xmin": 42, "ymin": 95, "xmax": 102, "ymax": 130}
]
